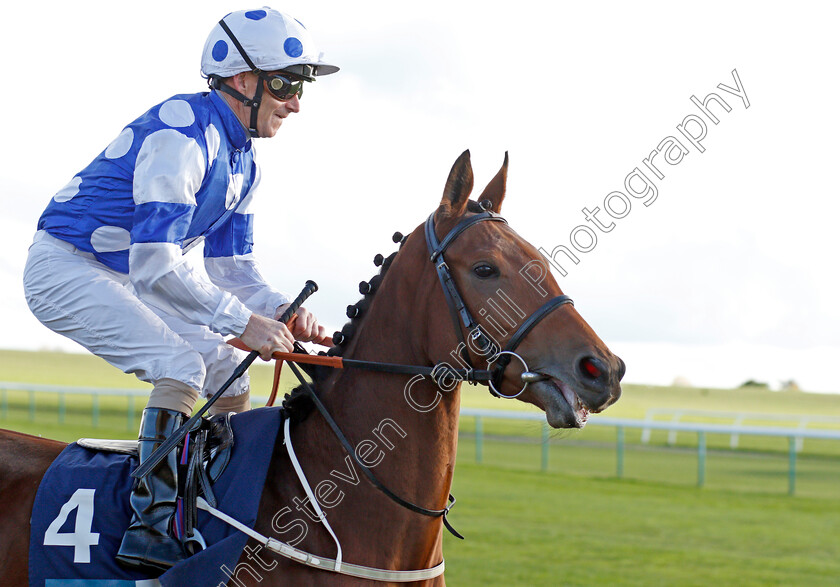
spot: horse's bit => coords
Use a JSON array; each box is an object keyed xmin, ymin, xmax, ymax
[
  {"xmin": 283, "ymin": 204, "xmax": 576, "ymax": 541},
  {"xmin": 424, "ymin": 204, "xmax": 574, "ymax": 398}
]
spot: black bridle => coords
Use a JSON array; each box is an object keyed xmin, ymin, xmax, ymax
[
  {"xmin": 424, "ymin": 207, "xmax": 574, "ymax": 397},
  {"xmin": 285, "ymin": 206, "xmax": 575, "ymax": 538}
]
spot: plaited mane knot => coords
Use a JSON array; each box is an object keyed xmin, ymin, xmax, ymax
[
  {"xmin": 291, "ymin": 231, "xmax": 404, "ymax": 418},
  {"xmin": 323, "ymin": 234, "xmax": 401, "ymax": 360}
]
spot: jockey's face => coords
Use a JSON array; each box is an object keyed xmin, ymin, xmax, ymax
[
  {"xmin": 227, "ymin": 71, "xmax": 302, "ymax": 138},
  {"xmin": 252, "ymin": 72, "xmax": 302, "ymax": 138}
]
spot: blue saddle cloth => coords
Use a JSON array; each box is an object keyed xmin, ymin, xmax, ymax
[{"xmin": 28, "ymin": 407, "xmax": 283, "ymax": 587}]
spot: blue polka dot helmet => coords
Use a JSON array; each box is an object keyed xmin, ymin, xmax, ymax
[{"xmin": 201, "ymin": 7, "xmax": 339, "ymax": 80}]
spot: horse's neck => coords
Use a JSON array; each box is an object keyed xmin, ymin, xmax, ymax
[
  {"xmin": 309, "ymin": 252, "xmax": 460, "ymax": 566},
  {"xmin": 321, "ymin": 267, "xmax": 462, "ymax": 499}
]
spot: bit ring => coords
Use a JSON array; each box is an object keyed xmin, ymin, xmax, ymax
[{"xmin": 488, "ymin": 351, "xmax": 530, "ymax": 399}]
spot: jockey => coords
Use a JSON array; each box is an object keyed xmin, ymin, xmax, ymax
[{"xmin": 22, "ymin": 7, "xmax": 337, "ymax": 573}]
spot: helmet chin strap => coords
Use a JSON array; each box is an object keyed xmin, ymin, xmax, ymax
[
  {"xmin": 209, "ymin": 76, "xmax": 264, "ymax": 138},
  {"xmin": 213, "ymin": 18, "xmax": 269, "ymax": 138}
]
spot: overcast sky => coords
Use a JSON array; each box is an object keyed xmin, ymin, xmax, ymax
[{"xmin": 2, "ymin": 1, "xmax": 839, "ymax": 393}]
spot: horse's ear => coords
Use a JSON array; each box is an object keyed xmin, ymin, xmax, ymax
[
  {"xmin": 476, "ymin": 152, "xmax": 508, "ymax": 213},
  {"xmin": 438, "ymin": 150, "xmax": 474, "ymax": 219}
]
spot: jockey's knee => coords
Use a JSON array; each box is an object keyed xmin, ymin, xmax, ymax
[
  {"xmin": 202, "ymin": 343, "xmax": 250, "ymax": 398},
  {"xmin": 146, "ymin": 349, "xmax": 204, "ymax": 415},
  {"xmin": 203, "ymin": 345, "xmax": 251, "ymax": 414},
  {"xmin": 169, "ymin": 347, "xmax": 207, "ymax": 391}
]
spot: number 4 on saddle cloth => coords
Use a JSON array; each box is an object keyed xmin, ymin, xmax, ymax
[{"xmin": 28, "ymin": 407, "xmax": 284, "ymax": 587}]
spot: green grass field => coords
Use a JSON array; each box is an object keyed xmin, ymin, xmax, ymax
[
  {"xmin": 443, "ymin": 463, "xmax": 840, "ymax": 586},
  {"xmin": 2, "ymin": 349, "xmax": 839, "ymax": 585}
]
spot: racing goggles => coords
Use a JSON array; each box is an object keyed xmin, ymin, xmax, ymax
[{"xmin": 261, "ymin": 73, "xmax": 304, "ymax": 101}]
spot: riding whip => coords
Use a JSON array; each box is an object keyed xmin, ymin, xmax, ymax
[{"xmin": 132, "ymin": 280, "xmax": 319, "ymax": 479}]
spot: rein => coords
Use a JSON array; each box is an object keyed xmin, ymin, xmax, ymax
[
  {"xmin": 285, "ymin": 361, "xmax": 464, "ymax": 538},
  {"xmin": 226, "ymin": 338, "xmax": 467, "ymax": 537},
  {"xmin": 234, "ymin": 208, "xmax": 573, "ymax": 404},
  {"xmin": 225, "ymin": 207, "xmax": 575, "ymax": 555},
  {"xmin": 228, "ymin": 338, "xmax": 493, "ymax": 402}
]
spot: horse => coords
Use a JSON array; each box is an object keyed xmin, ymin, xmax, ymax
[{"xmin": 0, "ymin": 150, "xmax": 624, "ymax": 585}]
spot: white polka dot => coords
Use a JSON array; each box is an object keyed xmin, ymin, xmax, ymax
[
  {"xmin": 205, "ymin": 124, "xmax": 221, "ymax": 167},
  {"xmin": 105, "ymin": 127, "xmax": 134, "ymax": 159},
  {"xmin": 90, "ymin": 225, "xmax": 131, "ymax": 253},
  {"xmin": 225, "ymin": 174, "xmax": 244, "ymax": 209},
  {"xmin": 159, "ymin": 100, "xmax": 195, "ymax": 128},
  {"xmin": 53, "ymin": 176, "xmax": 83, "ymax": 202},
  {"xmin": 134, "ymin": 130, "xmax": 204, "ymax": 206}
]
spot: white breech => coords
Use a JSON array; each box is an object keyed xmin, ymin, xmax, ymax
[{"xmin": 23, "ymin": 231, "xmax": 251, "ymax": 408}]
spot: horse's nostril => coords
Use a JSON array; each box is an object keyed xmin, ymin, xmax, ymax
[{"xmin": 580, "ymin": 357, "xmax": 602, "ymax": 380}]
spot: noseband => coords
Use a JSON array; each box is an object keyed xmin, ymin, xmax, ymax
[
  {"xmin": 271, "ymin": 205, "xmax": 576, "ymax": 541},
  {"xmin": 424, "ymin": 206, "xmax": 574, "ymax": 398}
]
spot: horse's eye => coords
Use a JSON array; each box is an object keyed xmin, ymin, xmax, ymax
[{"xmin": 473, "ymin": 263, "xmax": 498, "ymax": 279}]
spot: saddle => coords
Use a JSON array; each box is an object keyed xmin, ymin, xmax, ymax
[
  {"xmin": 78, "ymin": 413, "xmax": 235, "ymax": 551},
  {"xmin": 30, "ymin": 407, "xmax": 283, "ymax": 587}
]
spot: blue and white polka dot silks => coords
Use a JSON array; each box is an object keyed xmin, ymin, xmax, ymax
[
  {"xmin": 37, "ymin": 91, "xmax": 289, "ymax": 336},
  {"xmin": 39, "ymin": 91, "xmax": 254, "ymax": 270},
  {"xmin": 200, "ymin": 7, "xmax": 338, "ymax": 78}
]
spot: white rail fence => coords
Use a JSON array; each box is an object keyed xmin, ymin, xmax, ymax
[
  {"xmin": 3, "ymin": 383, "xmax": 840, "ymax": 495},
  {"xmin": 460, "ymin": 408, "xmax": 840, "ymax": 495},
  {"xmin": 639, "ymin": 408, "xmax": 840, "ymax": 451}
]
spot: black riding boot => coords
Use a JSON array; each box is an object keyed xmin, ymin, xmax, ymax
[{"xmin": 116, "ymin": 408, "xmax": 186, "ymax": 572}]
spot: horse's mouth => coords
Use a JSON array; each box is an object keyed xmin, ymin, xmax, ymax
[{"xmin": 528, "ymin": 377, "xmax": 590, "ymax": 429}]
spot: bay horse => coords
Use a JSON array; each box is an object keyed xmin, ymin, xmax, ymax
[{"xmin": 0, "ymin": 151, "xmax": 624, "ymax": 585}]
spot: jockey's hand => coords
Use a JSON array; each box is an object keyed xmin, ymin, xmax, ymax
[
  {"xmin": 275, "ymin": 304, "xmax": 329, "ymax": 345},
  {"xmin": 240, "ymin": 313, "xmax": 296, "ymax": 360}
]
